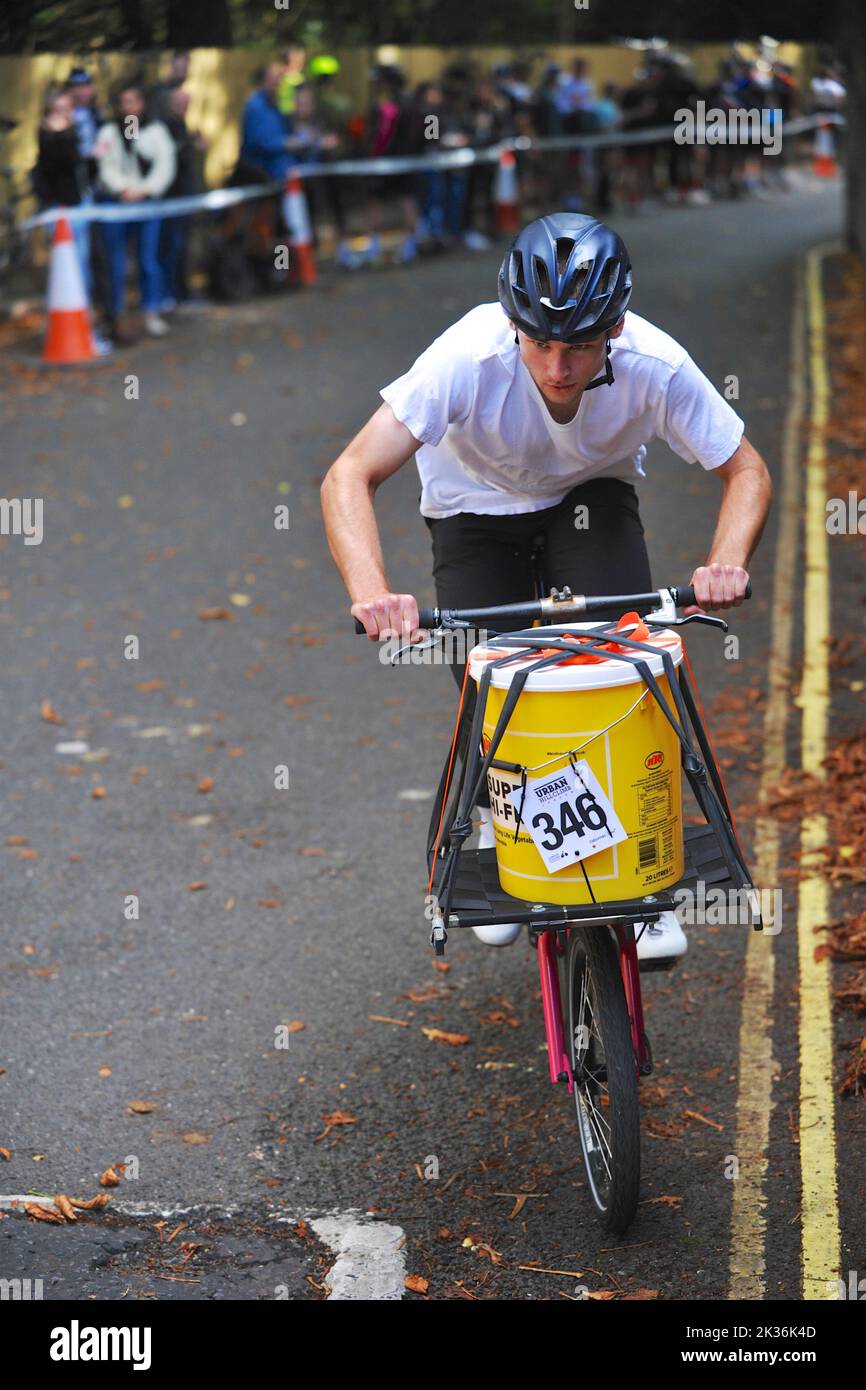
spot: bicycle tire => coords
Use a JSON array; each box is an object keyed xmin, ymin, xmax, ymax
[{"xmin": 564, "ymin": 924, "xmax": 641, "ymax": 1232}]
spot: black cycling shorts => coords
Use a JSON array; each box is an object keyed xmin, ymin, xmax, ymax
[{"xmin": 423, "ymin": 476, "xmax": 652, "ymax": 807}]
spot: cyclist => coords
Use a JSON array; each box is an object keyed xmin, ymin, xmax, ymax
[{"xmin": 321, "ymin": 212, "xmax": 772, "ymax": 956}]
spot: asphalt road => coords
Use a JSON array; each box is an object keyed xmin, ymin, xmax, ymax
[{"xmin": 0, "ymin": 172, "xmax": 858, "ymax": 1302}]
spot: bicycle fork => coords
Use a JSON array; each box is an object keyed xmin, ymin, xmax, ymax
[{"xmin": 536, "ymin": 924, "xmax": 652, "ymax": 1093}]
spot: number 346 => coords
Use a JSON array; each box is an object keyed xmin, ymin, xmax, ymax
[{"xmin": 531, "ymin": 794, "xmax": 608, "ymax": 850}]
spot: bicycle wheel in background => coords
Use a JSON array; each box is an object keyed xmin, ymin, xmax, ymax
[{"xmin": 564, "ymin": 924, "xmax": 641, "ymax": 1232}]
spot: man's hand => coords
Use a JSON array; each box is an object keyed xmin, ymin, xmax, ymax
[
  {"xmin": 351, "ymin": 592, "xmax": 427, "ymax": 644},
  {"xmin": 684, "ymin": 562, "xmax": 750, "ymax": 615}
]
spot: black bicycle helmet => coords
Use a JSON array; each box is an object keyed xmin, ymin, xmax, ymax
[{"xmin": 498, "ymin": 213, "xmax": 633, "ymax": 345}]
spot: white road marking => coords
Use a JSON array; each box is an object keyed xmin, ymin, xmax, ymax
[{"xmin": 311, "ymin": 1214, "xmax": 407, "ymax": 1300}]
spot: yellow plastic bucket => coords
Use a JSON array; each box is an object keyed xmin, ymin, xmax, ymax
[{"xmin": 468, "ymin": 623, "xmax": 685, "ymax": 905}]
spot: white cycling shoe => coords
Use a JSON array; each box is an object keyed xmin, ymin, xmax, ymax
[
  {"xmin": 472, "ymin": 805, "xmax": 522, "ymax": 946},
  {"xmin": 634, "ymin": 911, "xmax": 688, "ymax": 964}
]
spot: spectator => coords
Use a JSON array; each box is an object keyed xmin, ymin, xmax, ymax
[
  {"xmin": 591, "ymin": 82, "xmax": 623, "ymax": 213},
  {"xmin": 150, "ymin": 52, "xmax": 191, "ymax": 123},
  {"xmin": 359, "ymin": 64, "xmax": 419, "ymax": 267},
  {"xmin": 308, "ymin": 55, "xmax": 354, "ymax": 265},
  {"xmin": 93, "ymin": 83, "xmax": 176, "ymax": 342},
  {"xmin": 464, "ymin": 76, "xmax": 509, "ymax": 241},
  {"xmin": 277, "ymin": 44, "xmax": 307, "ymax": 117},
  {"xmin": 158, "ymin": 85, "xmax": 207, "ymax": 310},
  {"xmin": 618, "ymin": 66, "xmax": 660, "ymax": 213},
  {"xmin": 33, "ymin": 90, "xmax": 83, "ymax": 211},
  {"xmin": 240, "ymin": 63, "xmax": 294, "ymax": 181},
  {"xmin": 63, "ymin": 67, "xmax": 103, "ymax": 299}
]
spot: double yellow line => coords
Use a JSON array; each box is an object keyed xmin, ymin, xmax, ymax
[{"xmin": 728, "ymin": 244, "xmax": 841, "ymax": 1300}]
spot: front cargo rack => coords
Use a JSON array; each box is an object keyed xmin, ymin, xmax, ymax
[{"xmin": 425, "ymin": 617, "xmax": 759, "ymax": 955}]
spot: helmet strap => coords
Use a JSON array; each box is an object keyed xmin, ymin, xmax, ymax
[{"xmin": 583, "ymin": 337, "xmax": 615, "ymax": 390}]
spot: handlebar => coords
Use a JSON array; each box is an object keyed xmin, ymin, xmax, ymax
[{"xmin": 352, "ymin": 580, "xmax": 751, "ymax": 635}]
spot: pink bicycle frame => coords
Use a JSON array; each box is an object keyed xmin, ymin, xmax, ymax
[{"xmin": 536, "ymin": 920, "xmax": 651, "ymax": 1093}]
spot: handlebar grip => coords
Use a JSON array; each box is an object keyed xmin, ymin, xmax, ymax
[
  {"xmin": 675, "ymin": 579, "xmax": 752, "ymax": 608},
  {"xmin": 353, "ymin": 610, "xmax": 440, "ymax": 635}
]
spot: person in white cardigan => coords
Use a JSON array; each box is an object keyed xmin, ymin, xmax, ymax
[{"xmin": 93, "ymin": 83, "xmax": 176, "ymax": 341}]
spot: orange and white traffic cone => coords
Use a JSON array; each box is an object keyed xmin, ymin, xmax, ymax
[
  {"xmin": 282, "ymin": 171, "xmax": 317, "ymax": 285},
  {"xmin": 494, "ymin": 147, "xmax": 521, "ymax": 235},
  {"xmin": 812, "ymin": 120, "xmax": 837, "ymax": 177},
  {"xmin": 42, "ymin": 215, "xmax": 99, "ymax": 365}
]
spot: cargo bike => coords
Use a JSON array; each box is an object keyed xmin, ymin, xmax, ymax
[{"xmin": 356, "ymin": 574, "xmax": 759, "ymax": 1233}]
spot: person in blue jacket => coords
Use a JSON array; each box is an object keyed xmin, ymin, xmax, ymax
[{"xmin": 240, "ymin": 63, "xmax": 294, "ymax": 180}]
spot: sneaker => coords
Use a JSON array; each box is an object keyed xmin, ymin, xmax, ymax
[
  {"xmin": 110, "ymin": 316, "xmax": 137, "ymax": 347},
  {"xmin": 397, "ymin": 233, "xmax": 418, "ymax": 264},
  {"xmin": 336, "ymin": 239, "xmax": 363, "ymax": 270},
  {"xmin": 684, "ymin": 188, "xmax": 711, "ymax": 206},
  {"xmin": 463, "ymin": 229, "xmax": 492, "ymax": 251},
  {"xmin": 472, "ymin": 920, "xmax": 522, "ymax": 946},
  {"xmin": 471, "ymin": 805, "xmax": 522, "ymax": 945},
  {"xmin": 143, "ymin": 312, "xmax": 170, "ymax": 337},
  {"xmin": 361, "ymin": 234, "xmax": 383, "ymax": 265},
  {"xmin": 635, "ymin": 910, "xmax": 688, "ymax": 964}
]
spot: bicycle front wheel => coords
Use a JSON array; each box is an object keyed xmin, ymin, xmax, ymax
[{"xmin": 564, "ymin": 925, "xmax": 641, "ymax": 1232}]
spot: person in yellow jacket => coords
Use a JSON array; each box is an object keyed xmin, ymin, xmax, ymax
[{"xmin": 277, "ymin": 44, "xmax": 307, "ymax": 116}]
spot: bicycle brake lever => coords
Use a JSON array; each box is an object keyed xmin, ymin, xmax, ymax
[
  {"xmin": 661, "ymin": 613, "xmax": 729, "ymax": 632},
  {"xmin": 644, "ymin": 588, "xmax": 728, "ymax": 633}
]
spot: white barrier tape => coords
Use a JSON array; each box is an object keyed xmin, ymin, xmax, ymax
[{"xmin": 20, "ymin": 113, "xmax": 846, "ymax": 233}]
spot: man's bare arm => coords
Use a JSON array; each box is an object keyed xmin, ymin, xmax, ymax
[
  {"xmin": 688, "ymin": 435, "xmax": 773, "ymax": 611},
  {"xmin": 320, "ymin": 401, "xmax": 425, "ymax": 639}
]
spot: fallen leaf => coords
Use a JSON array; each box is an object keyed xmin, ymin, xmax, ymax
[
  {"xmin": 25, "ymin": 1202, "xmax": 65, "ymax": 1224},
  {"xmin": 40, "ymin": 700, "xmax": 63, "ymax": 724},
  {"xmin": 197, "ymin": 608, "xmax": 233, "ymax": 622},
  {"xmin": 258, "ymin": 898, "xmax": 282, "ymax": 909},
  {"xmin": 405, "ymin": 1274, "xmax": 429, "ymax": 1294},
  {"xmin": 188, "ymin": 881, "xmax": 208, "ymax": 891},
  {"xmin": 69, "ymin": 1193, "xmax": 112, "ymax": 1210},
  {"xmin": 197, "ymin": 776, "xmax": 214, "ymax": 793},
  {"xmin": 91, "ymin": 786, "xmax": 106, "ymax": 799},
  {"xmin": 422, "ymin": 1027, "xmax": 470, "ymax": 1046},
  {"xmin": 99, "ymin": 1167, "xmax": 121, "ymax": 1186},
  {"xmin": 54, "ymin": 1194, "xmax": 77, "ymax": 1222},
  {"xmin": 182, "ymin": 1133, "xmax": 210, "ymax": 1145},
  {"xmin": 126, "ymin": 1101, "xmax": 157, "ymax": 1116}
]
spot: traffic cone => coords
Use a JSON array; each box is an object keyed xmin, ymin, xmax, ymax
[
  {"xmin": 282, "ymin": 172, "xmax": 317, "ymax": 285},
  {"xmin": 494, "ymin": 148, "xmax": 520, "ymax": 235},
  {"xmin": 812, "ymin": 120, "xmax": 837, "ymax": 177},
  {"xmin": 42, "ymin": 215, "xmax": 99, "ymax": 365}
]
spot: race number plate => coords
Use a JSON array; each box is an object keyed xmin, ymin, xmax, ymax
[{"xmin": 506, "ymin": 760, "xmax": 627, "ymax": 873}]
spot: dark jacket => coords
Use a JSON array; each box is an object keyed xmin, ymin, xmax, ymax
[{"xmin": 33, "ymin": 125, "xmax": 84, "ymax": 208}]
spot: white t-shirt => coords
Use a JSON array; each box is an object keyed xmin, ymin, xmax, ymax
[{"xmin": 379, "ymin": 303, "xmax": 745, "ymax": 519}]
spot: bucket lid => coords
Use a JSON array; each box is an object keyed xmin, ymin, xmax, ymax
[{"xmin": 468, "ymin": 619, "xmax": 683, "ymax": 693}]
